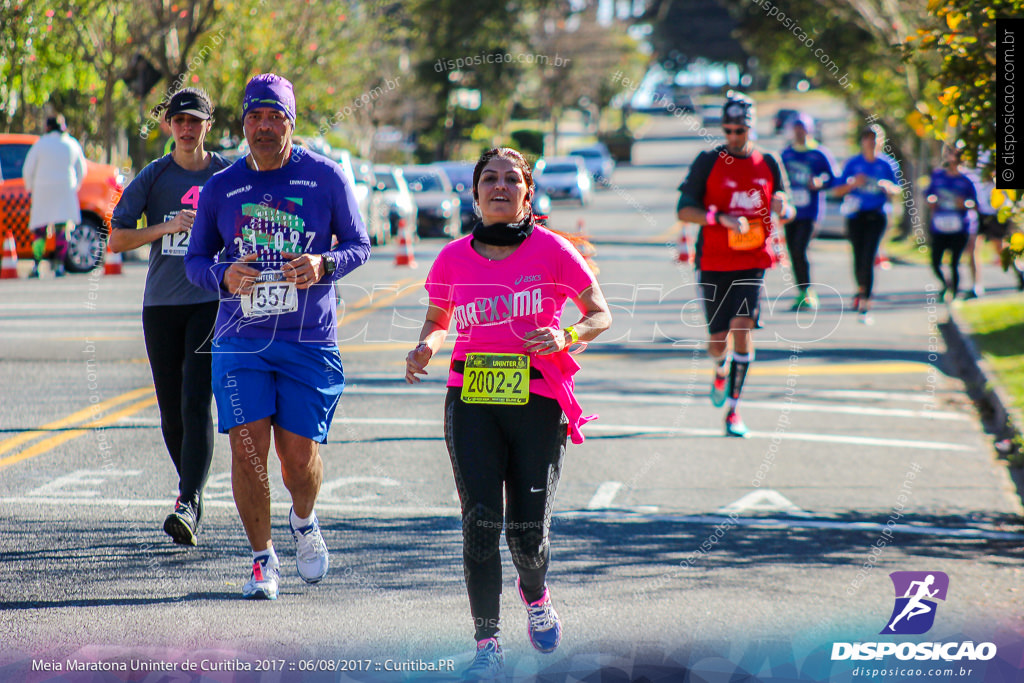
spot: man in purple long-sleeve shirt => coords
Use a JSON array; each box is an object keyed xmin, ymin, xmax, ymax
[{"xmin": 184, "ymin": 73, "xmax": 369, "ymax": 600}]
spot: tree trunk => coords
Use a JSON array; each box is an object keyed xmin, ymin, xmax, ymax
[{"xmin": 103, "ymin": 69, "xmax": 116, "ymax": 164}]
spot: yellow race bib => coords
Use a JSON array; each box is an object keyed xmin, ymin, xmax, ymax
[{"xmin": 460, "ymin": 353, "xmax": 530, "ymax": 405}]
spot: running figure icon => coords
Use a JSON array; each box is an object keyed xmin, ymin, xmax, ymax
[
  {"xmin": 881, "ymin": 571, "xmax": 949, "ymax": 635},
  {"xmin": 887, "ymin": 574, "xmax": 938, "ymax": 631}
]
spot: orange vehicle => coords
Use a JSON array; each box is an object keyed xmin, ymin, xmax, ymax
[{"xmin": 0, "ymin": 133, "xmax": 124, "ymax": 272}]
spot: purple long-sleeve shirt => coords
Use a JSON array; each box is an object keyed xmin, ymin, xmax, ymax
[{"xmin": 184, "ymin": 147, "xmax": 370, "ymax": 343}]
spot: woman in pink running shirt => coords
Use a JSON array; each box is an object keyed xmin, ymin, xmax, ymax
[{"xmin": 405, "ymin": 147, "xmax": 611, "ymax": 679}]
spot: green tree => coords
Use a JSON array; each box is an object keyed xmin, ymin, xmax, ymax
[
  {"xmin": 0, "ymin": 0, "xmax": 103, "ymax": 136},
  {"xmin": 904, "ymin": 0, "xmax": 1024, "ymax": 178}
]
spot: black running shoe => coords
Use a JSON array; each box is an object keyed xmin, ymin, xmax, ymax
[{"xmin": 164, "ymin": 498, "xmax": 199, "ymax": 546}]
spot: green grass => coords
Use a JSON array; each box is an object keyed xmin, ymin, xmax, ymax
[
  {"xmin": 885, "ymin": 233, "xmax": 1006, "ymax": 268},
  {"xmin": 884, "ymin": 234, "xmax": 932, "ymax": 266},
  {"xmin": 958, "ymin": 294, "xmax": 1024, "ymax": 419}
]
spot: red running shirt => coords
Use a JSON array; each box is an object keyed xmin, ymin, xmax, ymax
[{"xmin": 698, "ymin": 149, "xmax": 780, "ymax": 272}]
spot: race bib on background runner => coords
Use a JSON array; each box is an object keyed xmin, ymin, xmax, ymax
[
  {"xmin": 727, "ymin": 218, "xmax": 766, "ymax": 251},
  {"xmin": 933, "ymin": 213, "xmax": 963, "ymax": 234},
  {"xmin": 790, "ymin": 188, "xmax": 811, "ymax": 208},
  {"xmin": 161, "ymin": 230, "xmax": 190, "ymax": 256}
]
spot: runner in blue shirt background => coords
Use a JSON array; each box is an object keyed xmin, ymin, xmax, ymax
[
  {"xmin": 925, "ymin": 143, "xmax": 979, "ymax": 301},
  {"xmin": 832, "ymin": 124, "xmax": 901, "ymax": 324},
  {"xmin": 780, "ymin": 113, "xmax": 837, "ymax": 311}
]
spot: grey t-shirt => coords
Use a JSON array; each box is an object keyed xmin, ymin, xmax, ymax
[{"xmin": 111, "ymin": 153, "xmax": 230, "ymax": 306}]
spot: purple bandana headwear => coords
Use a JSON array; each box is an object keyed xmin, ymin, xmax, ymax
[{"xmin": 242, "ymin": 73, "xmax": 296, "ymax": 122}]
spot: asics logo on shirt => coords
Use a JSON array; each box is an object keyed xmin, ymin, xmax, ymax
[
  {"xmin": 729, "ymin": 189, "xmax": 764, "ymax": 211},
  {"xmin": 514, "ymin": 274, "xmax": 542, "ymax": 285}
]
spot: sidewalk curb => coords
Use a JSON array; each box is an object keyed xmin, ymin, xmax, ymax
[{"xmin": 940, "ymin": 302, "xmax": 1024, "ymax": 468}]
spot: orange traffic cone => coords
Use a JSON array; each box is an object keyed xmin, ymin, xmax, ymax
[
  {"xmin": 676, "ymin": 231, "xmax": 693, "ymax": 264},
  {"xmin": 104, "ymin": 239, "xmax": 122, "ymax": 275},
  {"xmin": 875, "ymin": 249, "xmax": 891, "ymax": 270},
  {"xmin": 394, "ymin": 225, "xmax": 417, "ymax": 268},
  {"xmin": 1, "ymin": 232, "xmax": 19, "ymax": 279}
]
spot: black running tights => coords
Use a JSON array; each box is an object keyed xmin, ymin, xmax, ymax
[
  {"xmin": 444, "ymin": 388, "xmax": 567, "ymax": 641},
  {"xmin": 846, "ymin": 210, "xmax": 887, "ymax": 300},
  {"xmin": 142, "ymin": 302, "xmax": 217, "ymax": 507},
  {"xmin": 930, "ymin": 232, "xmax": 968, "ymax": 295}
]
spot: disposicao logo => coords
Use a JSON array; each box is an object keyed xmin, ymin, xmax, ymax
[
  {"xmin": 881, "ymin": 571, "xmax": 948, "ymax": 635},
  {"xmin": 831, "ymin": 571, "xmax": 997, "ymax": 663}
]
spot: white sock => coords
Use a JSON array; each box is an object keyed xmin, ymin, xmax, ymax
[
  {"xmin": 711, "ymin": 352, "xmax": 729, "ymax": 377},
  {"xmin": 253, "ymin": 547, "xmax": 277, "ymax": 566},
  {"xmin": 291, "ymin": 508, "xmax": 314, "ymax": 529}
]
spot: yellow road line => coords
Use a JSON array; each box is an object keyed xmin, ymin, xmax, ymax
[
  {"xmin": 0, "ymin": 386, "xmax": 154, "ymax": 458},
  {"xmin": 749, "ymin": 362, "xmax": 929, "ymax": 377},
  {"xmin": 339, "ymin": 276, "xmax": 421, "ymax": 311},
  {"xmin": 339, "ymin": 279, "xmax": 426, "ymax": 329},
  {"xmin": 0, "ymin": 395, "xmax": 159, "ymax": 470},
  {"xmin": 3, "ymin": 278, "xmax": 424, "ymax": 469},
  {"xmin": 657, "ymin": 361, "xmax": 928, "ymax": 377}
]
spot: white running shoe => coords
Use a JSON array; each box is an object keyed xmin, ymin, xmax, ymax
[
  {"xmin": 242, "ymin": 554, "xmax": 280, "ymax": 600},
  {"xmin": 289, "ymin": 507, "xmax": 329, "ymax": 583},
  {"xmin": 462, "ymin": 638, "xmax": 504, "ymax": 681}
]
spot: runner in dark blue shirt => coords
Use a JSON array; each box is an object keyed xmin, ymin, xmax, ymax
[
  {"xmin": 184, "ymin": 73, "xmax": 370, "ymax": 601},
  {"xmin": 925, "ymin": 144, "xmax": 979, "ymax": 301},
  {"xmin": 780, "ymin": 113, "xmax": 837, "ymax": 311}
]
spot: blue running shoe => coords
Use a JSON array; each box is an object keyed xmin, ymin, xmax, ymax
[
  {"xmin": 710, "ymin": 374, "xmax": 727, "ymax": 408},
  {"xmin": 462, "ymin": 638, "xmax": 504, "ymax": 681},
  {"xmin": 289, "ymin": 507, "xmax": 329, "ymax": 583},
  {"xmin": 725, "ymin": 410, "xmax": 749, "ymax": 438},
  {"xmin": 242, "ymin": 554, "xmax": 279, "ymax": 600},
  {"xmin": 517, "ymin": 577, "xmax": 561, "ymax": 653}
]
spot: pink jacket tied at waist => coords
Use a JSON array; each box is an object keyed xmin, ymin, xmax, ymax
[{"xmin": 532, "ymin": 351, "xmax": 596, "ymax": 445}]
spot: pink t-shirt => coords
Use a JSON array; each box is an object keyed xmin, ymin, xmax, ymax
[{"xmin": 425, "ymin": 227, "xmax": 598, "ymax": 400}]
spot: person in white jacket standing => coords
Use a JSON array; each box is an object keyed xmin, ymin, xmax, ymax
[{"xmin": 22, "ymin": 114, "xmax": 87, "ymax": 277}]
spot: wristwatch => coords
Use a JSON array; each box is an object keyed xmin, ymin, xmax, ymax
[{"xmin": 321, "ymin": 253, "xmax": 337, "ymax": 278}]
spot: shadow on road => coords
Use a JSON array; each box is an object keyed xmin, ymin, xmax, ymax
[{"xmin": 1, "ymin": 512, "xmax": 1019, "ymax": 609}]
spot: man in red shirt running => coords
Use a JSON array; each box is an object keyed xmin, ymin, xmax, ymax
[{"xmin": 676, "ymin": 92, "xmax": 793, "ymax": 437}]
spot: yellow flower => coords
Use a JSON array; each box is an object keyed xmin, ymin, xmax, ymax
[{"xmin": 1010, "ymin": 232, "xmax": 1024, "ymax": 253}]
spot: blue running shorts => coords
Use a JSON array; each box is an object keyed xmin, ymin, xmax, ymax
[{"xmin": 211, "ymin": 337, "xmax": 345, "ymax": 443}]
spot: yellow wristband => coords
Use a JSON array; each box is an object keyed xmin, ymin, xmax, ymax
[{"xmin": 564, "ymin": 326, "xmax": 579, "ymax": 344}]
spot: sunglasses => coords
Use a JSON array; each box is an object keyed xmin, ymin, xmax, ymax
[{"xmin": 723, "ymin": 127, "xmax": 748, "ymax": 136}]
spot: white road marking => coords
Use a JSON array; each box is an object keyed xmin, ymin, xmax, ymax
[
  {"xmin": 796, "ymin": 389, "xmax": 938, "ymax": 403},
  {"xmin": 718, "ymin": 490, "xmax": 808, "ymax": 516},
  {"xmin": 330, "ymin": 417, "xmax": 974, "ymax": 452},
  {"xmin": 587, "ymin": 481, "xmax": 623, "ymax": 509},
  {"xmin": 0, "ymin": 496, "xmax": 459, "ymax": 517},
  {"xmin": 340, "ymin": 386, "xmax": 968, "ymax": 421},
  {"xmin": 1, "ymin": 496, "xmax": 1018, "ymax": 540},
  {"xmin": 319, "ymin": 476, "xmax": 401, "ymax": 503},
  {"xmin": 26, "ymin": 469, "xmax": 142, "ymax": 499}
]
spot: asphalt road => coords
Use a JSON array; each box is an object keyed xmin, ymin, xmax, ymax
[{"xmin": 1, "ymin": 114, "xmax": 1023, "ymax": 683}]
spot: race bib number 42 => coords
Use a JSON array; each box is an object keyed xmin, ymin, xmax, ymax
[
  {"xmin": 240, "ymin": 270, "xmax": 298, "ymax": 318},
  {"xmin": 161, "ymin": 230, "xmax": 190, "ymax": 256},
  {"xmin": 460, "ymin": 353, "xmax": 530, "ymax": 405}
]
